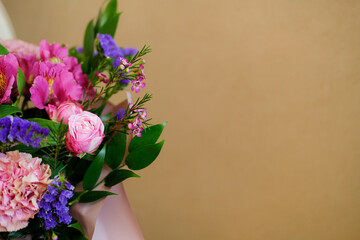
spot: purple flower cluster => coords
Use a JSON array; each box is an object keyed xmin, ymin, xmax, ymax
[
  {"xmin": 0, "ymin": 116, "xmax": 50, "ymax": 147},
  {"xmin": 38, "ymin": 177, "xmax": 74, "ymax": 230},
  {"xmin": 117, "ymin": 108, "xmax": 126, "ymax": 120},
  {"xmin": 97, "ymin": 34, "xmax": 138, "ymax": 68}
]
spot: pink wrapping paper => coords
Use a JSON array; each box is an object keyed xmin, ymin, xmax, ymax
[{"xmin": 70, "ymin": 94, "xmax": 144, "ymax": 240}]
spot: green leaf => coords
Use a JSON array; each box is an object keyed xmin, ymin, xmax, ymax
[
  {"xmin": 0, "ymin": 44, "xmax": 9, "ymax": 55},
  {"xmin": 95, "ymin": 8, "xmax": 103, "ymax": 32},
  {"xmin": 99, "ymin": 0, "xmax": 117, "ymax": 28},
  {"xmin": 126, "ymin": 140, "xmax": 165, "ymax": 170},
  {"xmin": 27, "ymin": 118, "xmax": 64, "ymax": 146},
  {"xmin": 129, "ymin": 122, "xmax": 167, "ymax": 152},
  {"xmin": 104, "ymin": 169, "xmax": 140, "ymax": 187},
  {"xmin": 90, "ymin": 101, "xmax": 106, "ymax": 116},
  {"xmin": 83, "ymin": 146, "xmax": 106, "ymax": 190},
  {"xmin": 79, "ymin": 190, "xmax": 117, "ymax": 203},
  {"xmin": 16, "ymin": 68, "xmax": 25, "ymax": 98},
  {"xmin": 101, "ymin": 112, "xmax": 111, "ymax": 122},
  {"xmin": 83, "ymin": 19, "xmax": 94, "ymax": 58},
  {"xmin": 0, "ymin": 105, "xmax": 22, "ymax": 118},
  {"xmin": 105, "ymin": 132, "xmax": 126, "ymax": 169},
  {"xmin": 98, "ymin": 13, "xmax": 121, "ymax": 37},
  {"xmin": 27, "ymin": 118, "xmax": 60, "ymax": 130},
  {"xmin": 69, "ymin": 222, "xmax": 85, "ymax": 236}
]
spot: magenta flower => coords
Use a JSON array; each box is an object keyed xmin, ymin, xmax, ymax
[
  {"xmin": 39, "ymin": 40, "xmax": 93, "ymax": 96},
  {"xmin": 131, "ymin": 77, "xmax": 145, "ymax": 93},
  {"xmin": 0, "ymin": 39, "xmax": 39, "ymax": 83},
  {"xmin": 40, "ymin": 40, "xmax": 68, "ymax": 61},
  {"xmin": 128, "ymin": 117, "xmax": 144, "ymax": 137},
  {"xmin": 29, "ymin": 61, "xmax": 82, "ymax": 109},
  {"xmin": 135, "ymin": 108, "xmax": 147, "ymax": 121},
  {"xmin": 0, "ymin": 53, "xmax": 19, "ymax": 104},
  {"xmin": 95, "ymin": 71, "xmax": 109, "ymax": 83}
]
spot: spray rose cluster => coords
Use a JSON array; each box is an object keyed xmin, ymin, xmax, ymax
[{"xmin": 48, "ymin": 101, "xmax": 105, "ymax": 155}]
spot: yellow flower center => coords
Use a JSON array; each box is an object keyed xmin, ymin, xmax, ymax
[
  {"xmin": 0, "ymin": 73, "xmax": 6, "ymax": 97},
  {"xmin": 46, "ymin": 77, "xmax": 55, "ymax": 95},
  {"xmin": 48, "ymin": 57, "xmax": 62, "ymax": 64}
]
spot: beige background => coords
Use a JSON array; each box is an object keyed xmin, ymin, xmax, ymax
[{"xmin": 3, "ymin": 0, "xmax": 360, "ymax": 239}]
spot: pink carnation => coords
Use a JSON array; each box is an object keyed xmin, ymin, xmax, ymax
[{"xmin": 0, "ymin": 151, "xmax": 51, "ymax": 232}]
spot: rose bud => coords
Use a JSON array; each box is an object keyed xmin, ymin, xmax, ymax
[
  {"xmin": 65, "ymin": 111, "xmax": 105, "ymax": 155},
  {"xmin": 47, "ymin": 101, "xmax": 84, "ymax": 124}
]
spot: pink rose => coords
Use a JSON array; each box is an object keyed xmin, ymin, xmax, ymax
[
  {"xmin": 65, "ymin": 111, "xmax": 105, "ymax": 155},
  {"xmin": 47, "ymin": 101, "xmax": 84, "ymax": 124}
]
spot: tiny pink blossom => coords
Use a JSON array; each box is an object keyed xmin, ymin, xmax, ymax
[
  {"xmin": 131, "ymin": 127, "xmax": 144, "ymax": 137},
  {"xmin": 128, "ymin": 117, "xmax": 144, "ymax": 137},
  {"xmin": 119, "ymin": 58, "xmax": 131, "ymax": 72},
  {"xmin": 135, "ymin": 109, "xmax": 147, "ymax": 121},
  {"xmin": 95, "ymin": 72, "xmax": 109, "ymax": 83},
  {"xmin": 131, "ymin": 77, "xmax": 145, "ymax": 93}
]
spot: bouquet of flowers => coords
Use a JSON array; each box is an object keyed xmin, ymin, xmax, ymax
[{"xmin": 0, "ymin": 0, "xmax": 166, "ymax": 239}]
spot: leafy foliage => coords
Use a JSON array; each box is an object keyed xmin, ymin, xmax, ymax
[
  {"xmin": 0, "ymin": 105, "xmax": 22, "ymax": 118},
  {"xmin": 0, "ymin": 44, "xmax": 8, "ymax": 55},
  {"xmin": 126, "ymin": 140, "xmax": 165, "ymax": 170}
]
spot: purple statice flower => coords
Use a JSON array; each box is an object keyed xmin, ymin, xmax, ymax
[
  {"xmin": 97, "ymin": 34, "xmax": 137, "ymax": 68},
  {"xmin": 117, "ymin": 108, "xmax": 126, "ymax": 120},
  {"xmin": 0, "ymin": 116, "xmax": 49, "ymax": 147},
  {"xmin": 76, "ymin": 47, "xmax": 84, "ymax": 53},
  {"xmin": 0, "ymin": 117, "xmax": 11, "ymax": 143},
  {"xmin": 65, "ymin": 182, "xmax": 74, "ymax": 191},
  {"xmin": 119, "ymin": 47, "xmax": 138, "ymax": 57},
  {"xmin": 98, "ymin": 34, "xmax": 120, "ymax": 59},
  {"xmin": 120, "ymin": 79, "xmax": 131, "ymax": 85},
  {"xmin": 38, "ymin": 175, "xmax": 74, "ymax": 230}
]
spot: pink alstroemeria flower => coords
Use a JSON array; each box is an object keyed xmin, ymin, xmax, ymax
[
  {"xmin": 40, "ymin": 40, "xmax": 92, "ymax": 94},
  {"xmin": 0, "ymin": 53, "xmax": 18, "ymax": 104},
  {"xmin": 29, "ymin": 61, "xmax": 82, "ymax": 109},
  {"xmin": 0, "ymin": 39, "xmax": 40, "ymax": 82}
]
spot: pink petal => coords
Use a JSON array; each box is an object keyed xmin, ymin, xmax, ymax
[
  {"xmin": 52, "ymin": 71, "xmax": 82, "ymax": 103},
  {"xmin": 30, "ymin": 76, "xmax": 49, "ymax": 109}
]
